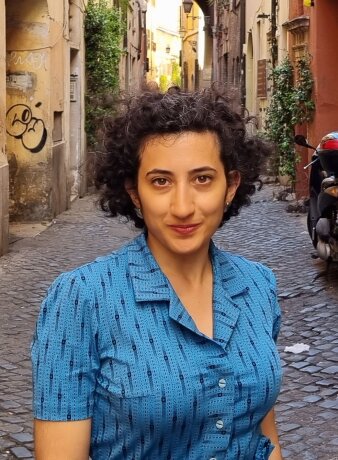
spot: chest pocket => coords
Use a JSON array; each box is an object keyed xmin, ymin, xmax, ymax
[
  {"xmin": 95, "ymin": 359, "xmax": 168, "ymax": 432},
  {"xmin": 97, "ymin": 358, "xmax": 155, "ymax": 399}
]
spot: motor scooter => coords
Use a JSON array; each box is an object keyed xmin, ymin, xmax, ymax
[{"xmin": 294, "ymin": 132, "xmax": 338, "ymax": 263}]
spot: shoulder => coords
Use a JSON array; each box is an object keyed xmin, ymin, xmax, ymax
[
  {"xmin": 39, "ymin": 236, "xmax": 145, "ymax": 320},
  {"xmin": 36, "ymin": 237, "xmax": 142, "ymax": 336},
  {"xmin": 213, "ymin": 245, "xmax": 277, "ymax": 293},
  {"xmin": 50, "ymin": 235, "xmax": 141, "ymax": 291},
  {"xmin": 213, "ymin": 247, "xmax": 277, "ymax": 298}
]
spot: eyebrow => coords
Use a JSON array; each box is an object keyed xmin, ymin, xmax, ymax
[{"xmin": 145, "ymin": 167, "xmax": 217, "ymax": 176}]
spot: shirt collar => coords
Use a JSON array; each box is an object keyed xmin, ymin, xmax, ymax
[
  {"xmin": 209, "ymin": 241, "xmax": 249, "ymax": 298},
  {"xmin": 127, "ymin": 233, "xmax": 171, "ymax": 302},
  {"xmin": 127, "ymin": 233, "xmax": 249, "ymax": 304}
]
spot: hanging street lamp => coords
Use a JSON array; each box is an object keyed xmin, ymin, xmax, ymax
[{"xmin": 182, "ymin": 0, "xmax": 193, "ymax": 15}]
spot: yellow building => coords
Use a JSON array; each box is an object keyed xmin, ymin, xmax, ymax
[
  {"xmin": 180, "ymin": 1, "xmax": 204, "ymax": 91},
  {"xmin": 0, "ymin": 0, "xmax": 87, "ymax": 255}
]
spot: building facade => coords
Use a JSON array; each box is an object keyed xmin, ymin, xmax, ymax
[
  {"xmin": 0, "ymin": 0, "xmax": 148, "ymax": 256},
  {"xmin": 244, "ymin": 0, "xmax": 289, "ymax": 131},
  {"xmin": 180, "ymin": 2, "xmax": 203, "ymax": 91},
  {"xmin": 213, "ymin": 0, "xmax": 244, "ymax": 112},
  {"xmin": 4, "ymin": 0, "xmax": 86, "ymax": 226},
  {"xmin": 290, "ymin": 1, "xmax": 338, "ymax": 197},
  {"xmin": 119, "ymin": 0, "xmax": 148, "ymax": 93}
]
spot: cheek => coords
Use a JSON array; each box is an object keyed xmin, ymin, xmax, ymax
[
  {"xmin": 139, "ymin": 194, "xmax": 167, "ymax": 217},
  {"xmin": 199, "ymin": 200, "xmax": 226, "ymax": 223}
]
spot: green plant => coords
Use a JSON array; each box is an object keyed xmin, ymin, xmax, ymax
[
  {"xmin": 159, "ymin": 75, "xmax": 169, "ymax": 92},
  {"xmin": 84, "ymin": 0, "xmax": 125, "ymax": 147},
  {"xmin": 265, "ymin": 55, "xmax": 315, "ymax": 179},
  {"xmin": 292, "ymin": 56, "xmax": 315, "ymax": 125},
  {"xmin": 171, "ymin": 62, "xmax": 181, "ymax": 87}
]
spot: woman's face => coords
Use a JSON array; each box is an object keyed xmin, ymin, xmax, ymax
[{"xmin": 127, "ymin": 131, "xmax": 240, "ymax": 262}]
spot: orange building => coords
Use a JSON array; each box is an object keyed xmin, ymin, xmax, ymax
[{"xmin": 289, "ymin": 0, "xmax": 338, "ymax": 198}]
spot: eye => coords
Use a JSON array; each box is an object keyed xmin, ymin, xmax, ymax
[
  {"xmin": 195, "ymin": 175, "xmax": 212, "ymax": 184},
  {"xmin": 152, "ymin": 177, "xmax": 169, "ymax": 187}
]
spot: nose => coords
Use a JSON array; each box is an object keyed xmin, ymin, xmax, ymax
[{"xmin": 170, "ymin": 183, "xmax": 195, "ymax": 219}]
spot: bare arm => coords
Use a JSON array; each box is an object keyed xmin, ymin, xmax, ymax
[
  {"xmin": 261, "ymin": 409, "xmax": 283, "ymax": 460},
  {"xmin": 34, "ymin": 419, "xmax": 91, "ymax": 460}
]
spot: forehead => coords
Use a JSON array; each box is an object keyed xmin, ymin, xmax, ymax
[{"xmin": 138, "ymin": 131, "xmax": 223, "ymax": 167}]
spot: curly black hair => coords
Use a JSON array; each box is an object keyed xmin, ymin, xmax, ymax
[{"xmin": 95, "ymin": 86, "xmax": 272, "ymax": 228}]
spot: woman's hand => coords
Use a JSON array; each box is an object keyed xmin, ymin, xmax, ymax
[
  {"xmin": 34, "ymin": 419, "xmax": 91, "ymax": 460},
  {"xmin": 261, "ymin": 409, "xmax": 283, "ymax": 460}
]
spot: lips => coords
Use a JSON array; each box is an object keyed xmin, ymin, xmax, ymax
[{"xmin": 168, "ymin": 224, "xmax": 200, "ymax": 235}]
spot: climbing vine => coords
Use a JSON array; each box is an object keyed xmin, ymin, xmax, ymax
[
  {"xmin": 171, "ymin": 61, "xmax": 181, "ymax": 87},
  {"xmin": 292, "ymin": 56, "xmax": 315, "ymax": 126},
  {"xmin": 265, "ymin": 55, "xmax": 315, "ymax": 179},
  {"xmin": 84, "ymin": 0, "xmax": 126, "ymax": 147}
]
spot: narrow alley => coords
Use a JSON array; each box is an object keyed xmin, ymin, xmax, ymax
[{"xmin": 0, "ymin": 184, "xmax": 338, "ymax": 460}]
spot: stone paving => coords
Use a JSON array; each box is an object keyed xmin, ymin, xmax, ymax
[{"xmin": 0, "ymin": 184, "xmax": 337, "ymax": 459}]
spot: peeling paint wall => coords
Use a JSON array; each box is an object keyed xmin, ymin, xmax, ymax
[
  {"xmin": 0, "ymin": 0, "xmax": 9, "ymax": 255},
  {"xmin": 5, "ymin": 0, "xmax": 86, "ymax": 222}
]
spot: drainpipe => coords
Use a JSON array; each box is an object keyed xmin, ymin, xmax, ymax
[{"xmin": 271, "ymin": 0, "xmax": 277, "ymax": 68}]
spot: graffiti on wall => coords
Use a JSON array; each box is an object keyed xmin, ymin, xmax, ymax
[
  {"xmin": 8, "ymin": 51, "xmax": 48, "ymax": 71},
  {"xmin": 6, "ymin": 103, "xmax": 47, "ymax": 153}
]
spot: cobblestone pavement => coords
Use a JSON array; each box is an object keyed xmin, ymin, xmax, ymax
[{"xmin": 0, "ymin": 184, "xmax": 338, "ymax": 460}]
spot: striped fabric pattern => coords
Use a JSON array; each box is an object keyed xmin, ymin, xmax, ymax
[{"xmin": 31, "ymin": 233, "xmax": 282, "ymax": 460}]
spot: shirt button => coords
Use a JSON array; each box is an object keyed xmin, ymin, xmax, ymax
[
  {"xmin": 209, "ymin": 458, "xmax": 217, "ymax": 460},
  {"xmin": 216, "ymin": 419, "xmax": 224, "ymax": 429},
  {"xmin": 218, "ymin": 378, "xmax": 226, "ymax": 388}
]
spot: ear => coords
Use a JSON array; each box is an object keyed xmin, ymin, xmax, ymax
[
  {"xmin": 125, "ymin": 179, "xmax": 140, "ymax": 208},
  {"xmin": 225, "ymin": 170, "xmax": 241, "ymax": 204}
]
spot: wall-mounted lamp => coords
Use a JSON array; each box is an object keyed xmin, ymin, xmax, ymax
[
  {"xmin": 165, "ymin": 45, "xmax": 170, "ymax": 54},
  {"xmin": 182, "ymin": 0, "xmax": 193, "ymax": 14}
]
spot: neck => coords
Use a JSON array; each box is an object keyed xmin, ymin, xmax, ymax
[{"xmin": 147, "ymin": 241, "xmax": 213, "ymax": 285}]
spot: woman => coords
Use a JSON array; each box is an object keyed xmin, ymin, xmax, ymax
[{"xmin": 32, "ymin": 87, "xmax": 283, "ymax": 459}]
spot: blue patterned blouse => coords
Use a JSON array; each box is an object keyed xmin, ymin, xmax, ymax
[{"xmin": 31, "ymin": 233, "xmax": 282, "ymax": 460}]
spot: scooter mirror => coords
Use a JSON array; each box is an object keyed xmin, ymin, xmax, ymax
[
  {"xmin": 294, "ymin": 134, "xmax": 308, "ymax": 146},
  {"xmin": 294, "ymin": 134, "xmax": 316, "ymax": 150}
]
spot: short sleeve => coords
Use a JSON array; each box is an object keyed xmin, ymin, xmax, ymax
[{"xmin": 31, "ymin": 270, "xmax": 99, "ymax": 421}]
